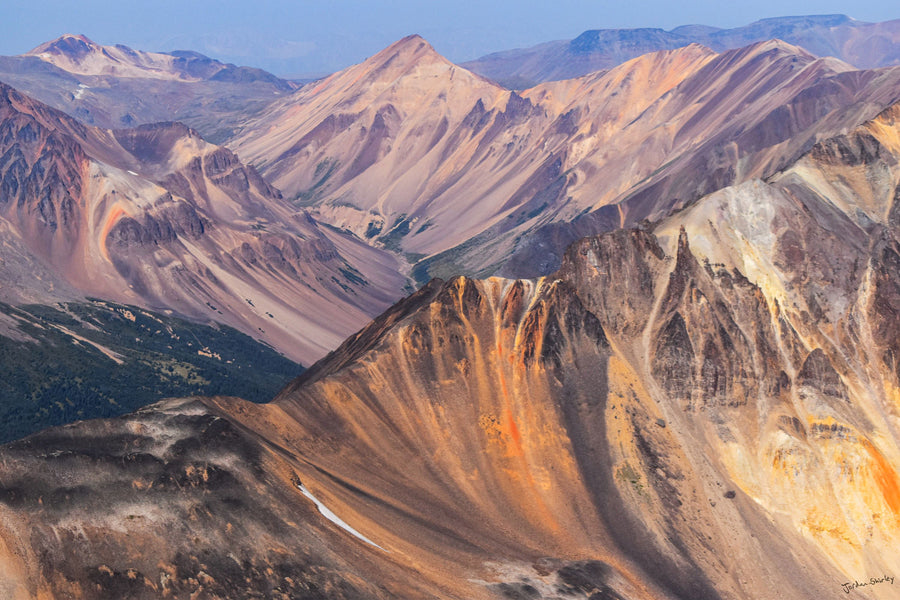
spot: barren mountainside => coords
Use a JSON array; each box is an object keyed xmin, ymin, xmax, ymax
[
  {"xmin": 2, "ymin": 103, "xmax": 900, "ymax": 598},
  {"xmin": 0, "ymin": 81, "xmax": 407, "ymax": 364},
  {"xmin": 229, "ymin": 36, "xmax": 900, "ymax": 283},
  {"xmin": 2, "ymin": 26, "xmax": 900, "ymax": 600}
]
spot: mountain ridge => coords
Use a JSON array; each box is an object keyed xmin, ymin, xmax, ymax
[
  {"xmin": 2, "ymin": 28, "xmax": 900, "ymax": 596},
  {"xmin": 5, "ymin": 149, "xmax": 900, "ymax": 594},
  {"xmin": 229, "ymin": 35, "xmax": 900, "ymax": 286},
  {"xmin": 25, "ymin": 33, "xmax": 294, "ymax": 87},
  {"xmin": 462, "ymin": 14, "xmax": 900, "ymax": 87},
  {"xmin": 0, "ymin": 34, "xmax": 297, "ymax": 141}
]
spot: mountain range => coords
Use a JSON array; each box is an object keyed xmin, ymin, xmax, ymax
[
  {"xmin": 0, "ymin": 78, "xmax": 407, "ymax": 365},
  {"xmin": 230, "ymin": 35, "xmax": 900, "ymax": 283},
  {"xmin": 463, "ymin": 14, "xmax": 900, "ymax": 87},
  {"xmin": 0, "ymin": 34, "xmax": 297, "ymax": 142},
  {"xmin": 3, "ymin": 102, "xmax": 900, "ymax": 595},
  {"xmin": 1, "ymin": 16, "xmax": 900, "ymax": 599}
]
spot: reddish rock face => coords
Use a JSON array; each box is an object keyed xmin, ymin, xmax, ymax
[{"xmin": 5, "ymin": 143, "xmax": 900, "ymax": 597}]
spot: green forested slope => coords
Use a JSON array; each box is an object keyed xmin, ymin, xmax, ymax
[{"xmin": 0, "ymin": 299, "xmax": 301, "ymax": 442}]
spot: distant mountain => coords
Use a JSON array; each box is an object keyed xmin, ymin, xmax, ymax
[
  {"xmin": 230, "ymin": 35, "xmax": 900, "ymax": 283},
  {"xmin": 0, "ymin": 34, "xmax": 297, "ymax": 142},
  {"xmin": 25, "ymin": 34, "xmax": 289, "ymax": 84},
  {"xmin": 0, "ymin": 81, "xmax": 407, "ymax": 364},
  {"xmin": 462, "ymin": 14, "xmax": 900, "ymax": 87},
  {"xmin": 229, "ymin": 35, "xmax": 510, "ymax": 261}
]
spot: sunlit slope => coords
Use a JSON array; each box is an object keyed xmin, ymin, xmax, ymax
[
  {"xmin": 9, "ymin": 191, "xmax": 897, "ymax": 598},
  {"xmin": 3, "ymin": 36, "xmax": 900, "ymax": 600},
  {"xmin": 231, "ymin": 37, "xmax": 900, "ymax": 282}
]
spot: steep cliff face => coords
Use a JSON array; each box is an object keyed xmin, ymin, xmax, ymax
[
  {"xmin": 0, "ymin": 82, "xmax": 407, "ymax": 363},
  {"xmin": 233, "ymin": 187, "xmax": 900, "ymax": 598},
  {"xmin": 0, "ymin": 84, "xmax": 88, "ymax": 260}
]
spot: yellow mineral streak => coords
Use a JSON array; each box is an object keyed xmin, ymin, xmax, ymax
[{"xmin": 862, "ymin": 438, "xmax": 900, "ymax": 518}]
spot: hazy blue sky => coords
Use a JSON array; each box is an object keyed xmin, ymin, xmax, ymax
[{"xmin": 4, "ymin": 0, "xmax": 898, "ymax": 76}]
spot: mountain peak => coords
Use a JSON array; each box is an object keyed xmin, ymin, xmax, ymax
[
  {"xmin": 301, "ymin": 32, "xmax": 496, "ymax": 107},
  {"xmin": 752, "ymin": 38, "xmax": 812, "ymax": 54},
  {"xmin": 718, "ymin": 37, "xmax": 817, "ymax": 66},
  {"xmin": 24, "ymin": 35, "xmax": 204, "ymax": 80},
  {"xmin": 364, "ymin": 34, "xmax": 449, "ymax": 72},
  {"xmin": 27, "ymin": 34, "xmax": 100, "ymax": 58},
  {"xmin": 386, "ymin": 34, "xmax": 433, "ymax": 52}
]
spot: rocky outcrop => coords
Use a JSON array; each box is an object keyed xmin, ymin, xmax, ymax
[{"xmin": 4, "ymin": 181, "xmax": 900, "ymax": 597}]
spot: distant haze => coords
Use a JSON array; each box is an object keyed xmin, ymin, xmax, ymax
[{"xmin": 2, "ymin": 0, "xmax": 899, "ymax": 76}]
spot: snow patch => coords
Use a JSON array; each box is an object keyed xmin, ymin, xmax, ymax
[{"xmin": 297, "ymin": 484, "xmax": 386, "ymax": 551}]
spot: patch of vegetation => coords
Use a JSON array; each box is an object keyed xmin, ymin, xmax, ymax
[
  {"xmin": 378, "ymin": 214, "xmax": 411, "ymax": 252},
  {"xmin": 338, "ymin": 265, "xmax": 368, "ymax": 287},
  {"xmin": 364, "ymin": 221, "xmax": 383, "ymax": 239},
  {"xmin": 294, "ymin": 157, "xmax": 339, "ymax": 206},
  {"xmin": 495, "ymin": 76, "xmax": 539, "ymax": 91},
  {"xmin": 615, "ymin": 461, "xmax": 649, "ymax": 500},
  {"xmin": 329, "ymin": 275, "xmax": 357, "ymax": 295},
  {"xmin": 526, "ymin": 202, "xmax": 549, "ymax": 220},
  {"xmin": 0, "ymin": 300, "xmax": 303, "ymax": 443},
  {"xmin": 410, "ymin": 226, "xmax": 507, "ymax": 285},
  {"xmin": 403, "ymin": 252, "xmax": 427, "ymax": 264}
]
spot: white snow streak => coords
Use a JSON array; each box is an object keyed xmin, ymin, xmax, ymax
[{"xmin": 297, "ymin": 484, "xmax": 387, "ymax": 551}]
